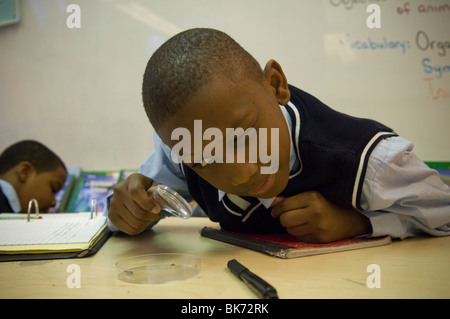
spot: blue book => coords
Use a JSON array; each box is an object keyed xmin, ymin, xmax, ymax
[{"xmin": 66, "ymin": 171, "xmax": 120, "ymax": 212}]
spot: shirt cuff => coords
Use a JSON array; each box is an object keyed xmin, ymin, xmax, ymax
[{"xmin": 362, "ymin": 210, "xmax": 406, "ymax": 238}]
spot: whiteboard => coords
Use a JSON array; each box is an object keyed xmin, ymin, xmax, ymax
[{"xmin": 0, "ymin": 0, "xmax": 448, "ymax": 171}]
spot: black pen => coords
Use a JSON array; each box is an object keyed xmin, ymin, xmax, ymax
[{"xmin": 227, "ymin": 259, "xmax": 278, "ymax": 299}]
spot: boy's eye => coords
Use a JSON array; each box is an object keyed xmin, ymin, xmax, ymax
[{"xmin": 50, "ymin": 182, "xmax": 63, "ymax": 194}]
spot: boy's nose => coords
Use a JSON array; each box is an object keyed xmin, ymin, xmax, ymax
[
  {"xmin": 229, "ymin": 163, "xmax": 259, "ymax": 187},
  {"xmin": 50, "ymin": 196, "xmax": 57, "ymax": 208}
]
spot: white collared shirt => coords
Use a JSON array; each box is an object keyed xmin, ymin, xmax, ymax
[{"xmin": 0, "ymin": 179, "xmax": 21, "ymax": 213}]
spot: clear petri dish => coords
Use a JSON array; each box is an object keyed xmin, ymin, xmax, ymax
[
  {"xmin": 150, "ymin": 185, "xmax": 192, "ymax": 219},
  {"xmin": 116, "ymin": 253, "xmax": 201, "ymax": 284}
]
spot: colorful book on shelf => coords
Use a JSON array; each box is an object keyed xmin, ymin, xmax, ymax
[
  {"xmin": 66, "ymin": 170, "xmax": 120, "ymax": 212},
  {"xmin": 425, "ymin": 162, "xmax": 450, "ymax": 186},
  {"xmin": 200, "ymin": 227, "xmax": 391, "ymax": 259},
  {"xmin": 0, "ymin": 212, "xmax": 111, "ymax": 262},
  {"xmin": 425, "ymin": 161, "xmax": 450, "ymax": 176},
  {"xmin": 50, "ymin": 167, "xmax": 81, "ymax": 213}
]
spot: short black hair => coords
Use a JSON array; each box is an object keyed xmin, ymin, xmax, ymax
[
  {"xmin": 0, "ymin": 140, "xmax": 66, "ymax": 175},
  {"xmin": 142, "ymin": 28, "xmax": 264, "ymax": 129}
]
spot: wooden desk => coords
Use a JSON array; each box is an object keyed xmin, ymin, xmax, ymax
[{"xmin": 1, "ymin": 217, "xmax": 449, "ymax": 299}]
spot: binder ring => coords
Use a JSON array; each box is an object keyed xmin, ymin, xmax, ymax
[
  {"xmin": 90, "ymin": 197, "xmax": 98, "ymax": 219},
  {"xmin": 27, "ymin": 199, "xmax": 39, "ymax": 222}
]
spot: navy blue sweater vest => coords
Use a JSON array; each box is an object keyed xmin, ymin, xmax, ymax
[{"xmin": 183, "ymin": 85, "xmax": 395, "ymax": 233}]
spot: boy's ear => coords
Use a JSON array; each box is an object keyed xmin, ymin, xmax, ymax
[
  {"xmin": 263, "ymin": 59, "xmax": 291, "ymax": 105},
  {"xmin": 15, "ymin": 161, "xmax": 35, "ymax": 183}
]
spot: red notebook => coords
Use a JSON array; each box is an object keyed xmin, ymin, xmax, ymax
[{"xmin": 200, "ymin": 227, "xmax": 391, "ymax": 259}]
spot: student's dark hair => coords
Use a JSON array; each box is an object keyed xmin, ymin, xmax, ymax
[
  {"xmin": 142, "ymin": 28, "xmax": 264, "ymax": 128},
  {"xmin": 0, "ymin": 140, "xmax": 66, "ymax": 175}
]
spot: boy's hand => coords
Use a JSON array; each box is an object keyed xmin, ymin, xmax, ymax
[
  {"xmin": 108, "ymin": 173, "xmax": 161, "ymax": 235},
  {"xmin": 271, "ymin": 191, "xmax": 372, "ymax": 243}
]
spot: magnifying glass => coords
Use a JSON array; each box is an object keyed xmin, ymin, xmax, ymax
[{"xmin": 150, "ymin": 185, "xmax": 193, "ymax": 219}]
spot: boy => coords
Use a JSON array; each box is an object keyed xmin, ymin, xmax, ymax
[
  {"xmin": 0, "ymin": 140, "xmax": 67, "ymax": 213},
  {"xmin": 108, "ymin": 28, "xmax": 450, "ymax": 243}
]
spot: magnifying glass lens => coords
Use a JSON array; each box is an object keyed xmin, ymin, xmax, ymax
[{"xmin": 150, "ymin": 185, "xmax": 192, "ymax": 219}]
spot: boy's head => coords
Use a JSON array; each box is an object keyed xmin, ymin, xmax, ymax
[
  {"xmin": 142, "ymin": 28, "xmax": 265, "ymax": 129},
  {"xmin": 0, "ymin": 140, "xmax": 67, "ymax": 212},
  {"xmin": 142, "ymin": 28, "xmax": 292, "ymax": 198}
]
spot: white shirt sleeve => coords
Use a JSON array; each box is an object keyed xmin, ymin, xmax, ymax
[
  {"xmin": 139, "ymin": 131, "xmax": 192, "ymax": 202},
  {"xmin": 360, "ymin": 136, "xmax": 450, "ymax": 239}
]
